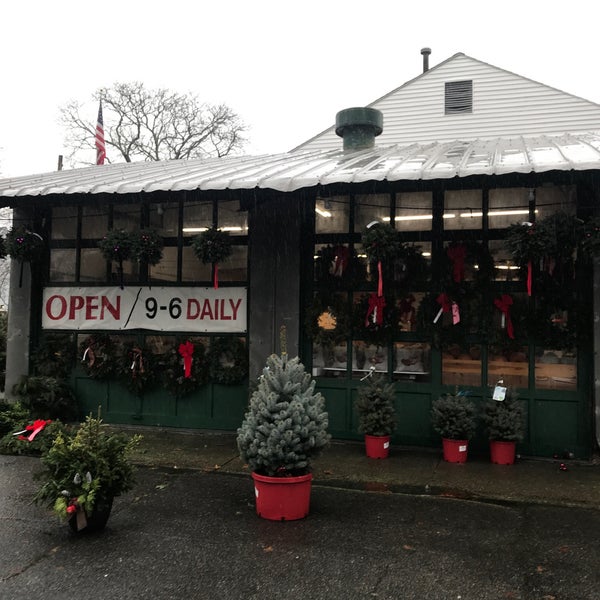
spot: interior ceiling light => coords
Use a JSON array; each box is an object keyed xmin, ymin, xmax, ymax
[{"xmin": 315, "ymin": 208, "xmax": 332, "ymax": 218}]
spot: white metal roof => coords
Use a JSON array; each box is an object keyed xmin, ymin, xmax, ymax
[{"xmin": 1, "ymin": 131, "xmax": 600, "ymax": 198}]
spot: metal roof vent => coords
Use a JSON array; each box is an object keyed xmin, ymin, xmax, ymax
[
  {"xmin": 335, "ymin": 107, "xmax": 383, "ymax": 151},
  {"xmin": 421, "ymin": 47, "xmax": 431, "ymax": 72}
]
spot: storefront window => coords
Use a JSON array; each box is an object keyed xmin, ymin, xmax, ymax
[
  {"xmin": 489, "ymin": 240, "xmax": 520, "ymax": 281},
  {"xmin": 79, "ymin": 248, "xmax": 106, "ymax": 282},
  {"xmin": 315, "ymin": 196, "xmax": 349, "ymax": 234},
  {"xmin": 217, "ymin": 246, "xmax": 248, "ymax": 282},
  {"xmin": 113, "ymin": 204, "xmax": 140, "ymax": 230},
  {"xmin": 535, "ymin": 185, "xmax": 576, "ymax": 220},
  {"xmin": 442, "ymin": 344, "xmax": 482, "ymax": 387},
  {"xmin": 354, "ymin": 194, "xmax": 391, "ymax": 233},
  {"xmin": 149, "ymin": 202, "xmax": 179, "ymax": 237},
  {"xmin": 51, "ymin": 207, "xmax": 78, "ymax": 240},
  {"xmin": 49, "ymin": 249, "xmax": 76, "ymax": 281},
  {"xmin": 394, "ymin": 192, "xmax": 432, "ymax": 233},
  {"xmin": 444, "ymin": 189, "xmax": 482, "ymax": 230},
  {"xmin": 488, "ymin": 188, "xmax": 530, "ymax": 229},
  {"xmin": 182, "ymin": 201, "xmax": 213, "ymax": 237},
  {"xmin": 488, "ymin": 345, "xmax": 529, "ymax": 389},
  {"xmin": 535, "ymin": 348, "xmax": 577, "ymax": 390},
  {"xmin": 393, "ymin": 342, "xmax": 431, "ymax": 382},
  {"xmin": 81, "ymin": 205, "xmax": 108, "ymax": 239},
  {"xmin": 218, "ymin": 200, "xmax": 248, "ymax": 236},
  {"xmin": 149, "ymin": 247, "xmax": 178, "ymax": 283},
  {"xmin": 181, "ymin": 246, "xmax": 211, "ymax": 282}
]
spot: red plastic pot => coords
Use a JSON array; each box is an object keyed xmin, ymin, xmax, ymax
[
  {"xmin": 490, "ymin": 440, "xmax": 516, "ymax": 465},
  {"xmin": 251, "ymin": 472, "xmax": 312, "ymax": 521},
  {"xmin": 364, "ymin": 434, "xmax": 391, "ymax": 459},
  {"xmin": 442, "ymin": 438, "xmax": 469, "ymax": 463}
]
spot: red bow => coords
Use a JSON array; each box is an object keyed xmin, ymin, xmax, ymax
[
  {"xmin": 178, "ymin": 341, "xmax": 195, "ymax": 378},
  {"xmin": 494, "ymin": 294, "xmax": 515, "ymax": 339},
  {"xmin": 365, "ymin": 293, "xmax": 386, "ymax": 326},
  {"xmin": 447, "ymin": 243, "xmax": 467, "ymax": 283},
  {"xmin": 436, "ymin": 293, "xmax": 452, "ymax": 313},
  {"xmin": 332, "ymin": 245, "xmax": 350, "ymax": 277},
  {"xmin": 16, "ymin": 419, "xmax": 52, "ymax": 442}
]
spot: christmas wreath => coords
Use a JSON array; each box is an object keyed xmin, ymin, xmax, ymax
[
  {"xmin": 191, "ymin": 227, "xmax": 232, "ymax": 264},
  {"xmin": 362, "ymin": 222, "xmax": 401, "ymax": 264},
  {"xmin": 79, "ymin": 334, "xmax": 120, "ymax": 380},
  {"xmin": 443, "ymin": 241, "xmax": 494, "ymax": 285},
  {"xmin": 117, "ymin": 342, "xmax": 159, "ymax": 396},
  {"xmin": 133, "ymin": 229, "xmax": 163, "ymax": 265},
  {"xmin": 352, "ymin": 293, "xmax": 401, "ymax": 346},
  {"xmin": 160, "ymin": 340, "xmax": 208, "ymax": 397},
  {"xmin": 6, "ymin": 226, "xmax": 44, "ymax": 262},
  {"xmin": 314, "ymin": 244, "xmax": 366, "ymax": 289},
  {"xmin": 207, "ymin": 337, "xmax": 248, "ymax": 385},
  {"xmin": 33, "ymin": 333, "xmax": 76, "ymax": 379},
  {"xmin": 305, "ymin": 293, "xmax": 352, "ymax": 347},
  {"xmin": 580, "ymin": 216, "xmax": 600, "ymax": 257}
]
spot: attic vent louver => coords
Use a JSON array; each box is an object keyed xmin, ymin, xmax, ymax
[{"xmin": 445, "ymin": 80, "xmax": 473, "ymax": 114}]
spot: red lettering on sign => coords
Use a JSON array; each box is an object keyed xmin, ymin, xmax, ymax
[
  {"xmin": 230, "ymin": 298, "xmax": 242, "ymax": 320},
  {"xmin": 68, "ymin": 296, "xmax": 85, "ymax": 319},
  {"xmin": 200, "ymin": 299, "xmax": 214, "ymax": 320},
  {"xmin": 101, "ymin": 296, "xmax": 120, "ymax": 320},
  {"xmin": 187, "ymin": 299, "xmax": 200, "ymax": 319},
  {"xmin": 45, "ymin": 295, "xmax": 67, "ymax": 320}
]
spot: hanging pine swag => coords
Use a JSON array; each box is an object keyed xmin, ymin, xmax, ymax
[
  {"xmin": 134, "ymin": 229, "xmax": 163, "ymax": 265},
  {"xmin": 6, "ymin": 226, "xmax": 44, "ymax": 262},
  {"xmin": 207, "ymin": 337, "xmax": 248, "ymax": 385},
  {"xmin": 160, "ymin": 340, "xmax": 208, "ymax": 398},
  {"xmin": 191, "ymin": 227, "xmax": 232, "ymax": 264},
  {"xmin": 98, "ymin": 229, "xmax": 136, "ymax": 263},
  {"xmin": 79, "ymin": 334, "xmax": 120, "ymax": 380}
]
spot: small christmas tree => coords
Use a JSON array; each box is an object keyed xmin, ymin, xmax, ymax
[
  {"xmin": 482, "ymin": 387, "xmax": 525, "ymax": 442},
  {"xmin": 355, "ymin": 374, "xmax": 397, "ymax": 437},
  {"xmin": 236, "ymin": 353, "xmax": 331, "ymax": 477},
  {"xmin": 431, "ymin": 391, "xmax": 477, "ymax": 441}
]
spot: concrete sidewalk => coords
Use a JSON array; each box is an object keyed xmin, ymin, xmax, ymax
[{"xmin": 124, "ymin": 427, "xmax": 600, "ymax": 510}]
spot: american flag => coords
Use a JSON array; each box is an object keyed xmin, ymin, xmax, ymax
[{"xmin": 95, "ymin": 100, "xmax": 106, "ymax": 165}]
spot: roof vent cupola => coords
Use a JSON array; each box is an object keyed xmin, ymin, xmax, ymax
[
  {"xmin": 421, "ymin": 47, "xmax": 431, "ymax": 72},
  {"xmin": 335, "ymin": 107, "xmax": 383, "ymax": 152}
]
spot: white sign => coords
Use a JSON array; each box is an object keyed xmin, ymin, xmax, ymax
[{"xmin": 42, "ymin": 286, "xmax": 247, "ymax": 333}]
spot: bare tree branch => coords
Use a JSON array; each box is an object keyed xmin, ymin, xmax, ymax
[{"xmin": 59, "ymin": 82, "xmax": 247, "ymax": 166}]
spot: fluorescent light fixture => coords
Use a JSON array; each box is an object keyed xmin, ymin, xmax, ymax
[
  {"xmin": 495, "ymin": 265, "xmax": 520, "ymax": 270},
  {"xmin": 315, "ymin": 208, "xmax": 332, "ymax": 218},
  {"xmin": 182, "ymin": 227, "xmax": 209, "ymax": 233},
  {"xmin": 221, "ymin": 226, "xmax": 244, "ymax": 232}
]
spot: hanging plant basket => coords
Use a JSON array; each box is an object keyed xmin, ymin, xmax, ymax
[
  {"xmin": 191, "ymin": 227, "xmax": 232, "ymax": 264},
  {"xmin": 6, "ymin": 226, "xmax": 44, "ymax": 262},
  {"xmin": 98, "ymin": 229, "xmax": 136, "ymax": 263},
  {"xmin": 362, "ymin": 222, "xmax": 401, "ymax": 264},
  {"xmin": 133, "ymin": 229, "xmax": 163, "ymax": 265},
  {"xmin": 207, "ymin": 337, "xmax": 248, "ymax": 385}
]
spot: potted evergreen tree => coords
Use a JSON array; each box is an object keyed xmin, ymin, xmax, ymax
[
  {"xmin": 431, "ymin": 391, "xmax": 477, "ymax": 463},
  {"xmin": 482, "ymin": 387, "xmax": 525, "ymax": 465},
  {"xmin": 355, "ymin": 373, "xmax": 396, "ymax": 458},
  {"xmin": 33, "ymin": 414, "xmax": 141, "ymax": 532},
  {"xmin": 236, "ymin": 350, "xmax": 330, "ymax": 521}
]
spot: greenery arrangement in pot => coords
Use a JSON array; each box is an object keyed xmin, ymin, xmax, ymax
[
  {"xmin": 431, "ymin": 390, "xmax": 477, "ymax": 463},
  {"xmin": 482, "ymin": 386, "xmax": 525, "ymax": 465},
  {"xmin": 355, "ymin": 372, "xmax": 397, "ymax": 459},
  {"xmin": 33, "ymin": 414, "xmax": 141, "ymax": 532},
  {"xmin": 236, "ymin": 343, "xmax": 330, "ymax": 521}
]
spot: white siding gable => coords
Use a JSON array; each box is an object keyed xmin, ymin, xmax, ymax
[{"xmin": 295, "ymin": 53, "xmax": 600, "ymax": 151}]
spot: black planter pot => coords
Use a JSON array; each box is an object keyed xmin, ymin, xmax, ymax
[{"xmin": 69, "ymin": 497, "xmax": 114, "ymax": 533}]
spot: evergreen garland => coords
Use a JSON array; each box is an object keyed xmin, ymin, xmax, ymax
[
  {"xmin": 191, "ymin": 227, "xmax": 232, "ymax": 264},
  {"xmin": 236, "ymin": 353, "xmax": 330, "ymax": 476}
]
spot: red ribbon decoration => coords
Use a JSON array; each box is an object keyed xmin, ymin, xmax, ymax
[
  {"xmin": 365, "ymin": 293, "xmax": 386, "ymax": 326},
  {"xmin": 527, "ymin": 260, "xmax": 532, "ymax": 297},
  {"xmin": 178, "ymin": 341, "xmax": 195, "ymax": 378},
  {"xmin": 377, "ymin": 260, "xmax": 383, "ymax": 297},
  {"xmin": 447, "ymin": 243, "xmax": 467, "ymax": 283},
  {"xmin": 494, "ymin": 294, "xmax": 515, "ymax": 339},
  {"xmin": 131, "ymin": 346, "xmax": 144, "ymax": 377},
  {"xmin": 332, "ymin": 245, "xmax": 349, "ymax": 277},
  {"xmin": 17, "ymin": 419, "xmax": 52, "ymax": 442},
  {"xmin": 213, "ymin": 263, "xmax": 219, "ymax": 289},
  {"xmin": 436, "ymin": 293, "xmax": 452, "ymax": 314}
]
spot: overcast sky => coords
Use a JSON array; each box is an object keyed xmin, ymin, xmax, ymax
[{"xmin": 1, "ymin": 0, "xmax": 599, "ymax": 178}]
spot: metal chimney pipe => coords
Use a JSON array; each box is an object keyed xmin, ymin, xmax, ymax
[
  {"xmin": 335, "ymin": 107, "xmax": 383, "ymax": 152},
  {"xmin": 421, "ymin": 47, "xmax": 431, "ymax": 72}
]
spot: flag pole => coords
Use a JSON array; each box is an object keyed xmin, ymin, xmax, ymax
[{"xmin": 95, "ymin": 99, "xmax": 106, "ymax": 165}]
